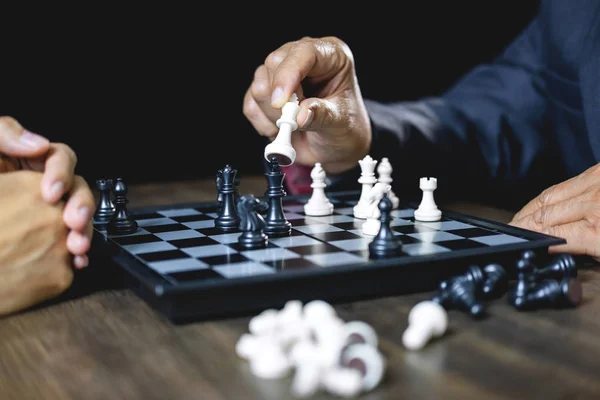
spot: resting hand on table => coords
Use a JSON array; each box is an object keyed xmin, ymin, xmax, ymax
[
  {"xmin": 243, "ymin": 36, "xmax": 371, "ymax": 174},
  {"xmin": 0, "ymin": 116, "xmax": 95, "ymax": 269},
  {"xmin": 510, "ymin": 163, "xmax": 600, "ymax": 260}
]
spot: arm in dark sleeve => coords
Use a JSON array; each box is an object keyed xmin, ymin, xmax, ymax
[{"xmin": 330, "ymin": 14, "xmax": 555, "ymax": 209}]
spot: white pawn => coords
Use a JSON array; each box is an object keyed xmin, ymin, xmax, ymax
[
  {"xmin": 402, "ymin": 300, "xmax": 448, "ymax": 350},
  {"xmin": 362, "ymin": 183, "xmax": 390, "ymax": 235},
  {"xmin": 414, "ymin": 177, "xmax": 442, "ymax": 222},
  {"xmin": 376, "ymin": 157, "xmax": 399, "ymax": 209},
  {"xmin": 264, "ymin": 93, "xmax": 300, "ymax": 166},
  {"xmin": 353, "ymin": 155, "xmax": 378, "ymax": 219},
  {"xmin": 304, "ymin": 163, "xmax": 334, "ymax": 216}
]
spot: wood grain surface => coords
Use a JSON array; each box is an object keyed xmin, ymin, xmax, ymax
[{"xmin": 1, "ymin": 178, "xmax": 599, "ymax": 400}]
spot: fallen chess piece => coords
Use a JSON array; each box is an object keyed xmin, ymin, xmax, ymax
[
  {"xmin": 402, "ymin": 300, "xmax": 448, "ymax": 350},
  {"xmin": 235, "ymin": 299, "xmax": 386, "ymax": 398}
]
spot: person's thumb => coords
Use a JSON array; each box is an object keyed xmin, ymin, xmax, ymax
[
  {"xmin": 0, "ymin": 116, "xmax": 49, "ymax": 156},
  {"xmin": 297, "ymin": 98, "xmax": 345, "ymax": 135}
]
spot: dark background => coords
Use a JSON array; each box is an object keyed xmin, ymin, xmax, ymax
[{"xmin": 0, "ymin": 2, "xmax": 540, "ymax": 185}]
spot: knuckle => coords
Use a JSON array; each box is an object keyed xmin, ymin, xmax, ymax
[
  {"xmin": 55, "ymin": 142, "xmax": 78, "ymax": 166},
  {"xmin": 0, "ymin": 116, "xmax": 17, "ymax": 133},
  {"xmin": 242, "ymin": 94, "xmax": 259, "ymax": 119},
  {"xmin": 532, "ymin": 206, "xmax": 548, "ymax": 229},
  {"xmin": 538, "ymin": 185, "xmax": 554, "ymax": 208}
]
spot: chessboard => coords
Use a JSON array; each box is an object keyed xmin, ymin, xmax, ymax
[{"xmin": 92, "ymin": 187, "xmax": 565, "ymax": 324}]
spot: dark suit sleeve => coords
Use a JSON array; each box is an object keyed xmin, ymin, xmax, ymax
[{"xmin": 331, "ymin": 15, "xmax": 555, "ymax": 208}]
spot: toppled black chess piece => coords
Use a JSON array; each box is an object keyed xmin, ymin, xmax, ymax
[
  {"xmin": 508, "ymin": 250, "xmax": 538, "ymax": 307},
  {"xmin": 237, "ymin": 194, "xmax": 269, "ymax": 249},
  {"xmin": 532, "ymin": 253, "xmax": 578, "ymax": 281},
  {"xmin": 107, "ymin": 178, "xmax": 138, "ymax": 235},
  {"xmin": 214, "ymin": 165, "xmax": 240, "ymax": 232},
  {"xmin": 263, "ymin": 156, "xmax": 291, "ymax": 237},
  {"xmin": 93, "ymin": 178, "xmax": 115, "ymax": 228},
  {"xmin": 432, "ymin": 264, "xmax": 506, "ymax": 319},
  {"xmin": 511, "ymin": 277, "xmax": 583, "ymax": 311},
  {"xmin": 368, "ymin": 193, "xmax": 402, "ymax": 258},
  {"xmin": 481, "ymin": 263, "xmax": 508, "ymax": 299}
]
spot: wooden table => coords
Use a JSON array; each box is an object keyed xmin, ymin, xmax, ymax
[{"xmin": 1, "ymin": 178, "xmax": 600, "ymax": 400}]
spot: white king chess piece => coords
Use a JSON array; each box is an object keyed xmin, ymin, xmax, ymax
[
  {"xmin": 304, "ymin": 162, "xmax": 334, "ymax": 216},
  {"xmin": 414, "ymin": 177, "xmax": 442, "ymax": 222},
  {"xmin": 376, "ymin": 157, "xmax": 399, "ymax": 209},
  {"xmin": 353, "ymin": 155, "xmax": 378, "ymax": 219},
  {"xmin": 264, "ymin": 93, "xmax": 300, "ymax": 166}
]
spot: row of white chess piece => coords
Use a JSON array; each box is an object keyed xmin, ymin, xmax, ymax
[
  {"xmin": 236, "ymin": 299, "xmax": 449, "ymax": 397},
  {"xmin": 303, "ymin": 154, "xmax": 443, "ymax": 238}
]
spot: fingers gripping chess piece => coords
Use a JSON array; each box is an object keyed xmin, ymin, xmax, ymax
[
  {"xmin": 264, "ymin": 93, "xmax": 300, "ymax": 166},
  {"xmin": 414, "ymin": 177, "xmax": 442, "ymax": 222},
  {"xmin": 304, "ymin": 162, "xmax": 334, "ymax": 216},
  {"xmin": 237, "ymin": 194, "xmax": 269, "ymax": 249},
  {"xmin": 376, "ymin": 157, "xmax": 399, "ymax": 209},
  {"xmin": 402, "ymin": 300, "xmax": 448, "ymax": 350},
  {"xmin": 353, "ymin": 155, "xmax": 378, "ymax": 219}
]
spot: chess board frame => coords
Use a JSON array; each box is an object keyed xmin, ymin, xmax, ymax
[{"xmin": 92, "ymin": 190, "xmax": 566, "ymax": 323}]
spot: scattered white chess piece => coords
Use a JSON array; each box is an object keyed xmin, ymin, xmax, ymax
[
  {"xmin": 377, "ymin": 157, "xmax": 399, "ymax": 209},
  {"xmin": 362, "ymin": 183, "xmax": 391, "ymax": 235},
  {"xmin": 402, "ymin": 300, "xmax": 448, "ymax": 350},
  {"xmin": 414, "ymin": 177, "xmax": 442, "ymax": 222},
  {"xmin": 264, "ymin": 93, "xmax": 300, "ymax": 166},
  {"xmin": 353, "ymin": 155, "xmax": 378, "ymax": 219},
  {"xmin": 235, "ymin": 299, "xmax": 386, "ymax": 398},
  {"xmin": 304, "ymin": 162, "xmax": 334, "ymax": 216}
]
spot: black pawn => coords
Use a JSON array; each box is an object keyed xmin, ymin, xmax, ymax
[
  {"xmin": 263, "ymin": 157, "xmax": 291, "ymax": 237},
  {"xmin": 368, "ymin": 194, "xmax": 402, "ymax": 258},
  {"xmin": 533, "ymin": 253, "xmax": 578, "ymax": 281},
  {"xmin": 107, "ymin": 178, "xmax": 138, "ymax": 235},
  {"xmin": 433, "ymin": 265, "xmax": 486, "ymax": 318},
  {"xmin": 214, "ymin": 165, "xmax": 240, "ymax": 232},
  {"xmin": 237, "ymin": 194, "xmax": 269, "ymax": 249},
  {"xmin": 481, "ymin": 263, "xmax": 508, "ymax": 299},
  {"xmin": 508, "ymin": 250, "xmax": 537, "ymax": 306},
  {"xmin": 511, "ymin": 277, "xmax": 583, "ymax": 311},
  {"xmin": 93, "ymin": 178, "xmax": 115, "ymax": 228}
]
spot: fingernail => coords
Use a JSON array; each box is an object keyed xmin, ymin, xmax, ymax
[
  {"xmin": 50, "ymin": 181, "xmax": 64, "ymax": 199},
  {"xmin": 271, "ymin": 87, "xmax": 285, "ymax": 107},
  {"xmin": 300, "ymin": 109, "xmax": 314, "ymax": 128},
  {"xmin": 20, "ymin": 130, "xmax": 49, "ymax": 148},
  {"xmin": 74, "ymin": 255, "xmax": 88, "ymax": 269}
]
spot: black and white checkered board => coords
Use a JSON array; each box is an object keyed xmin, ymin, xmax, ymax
[{"xmin": 93, "ymin": 191, "xmax": 565, "ymax": 323}]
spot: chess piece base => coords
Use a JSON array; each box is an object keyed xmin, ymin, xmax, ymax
[
  {"xmin": 238, "ymin": 232, "xmax": 268, "ymax": 249},
  {"xmin": 414, "ymin": 209, "xmax": 442, "ymax": 222},
  {"xmin": 304, "ymin": 202, "xmax": 334, "ymax": 216},
  {"xmin": 264, "ymin": 142, "xmax": 295, "ymax": 166},
  {"xmin": 107, "ymin": 218, "xmax": 138, "ymax": 235},
  {"xmin": 263, "ymin": 221, "xmax": 292, "ymax": 237}
]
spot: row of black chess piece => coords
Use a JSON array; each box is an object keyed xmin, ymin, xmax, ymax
[
  {"xmin": 93, "ymin": 177, "xmax": 138, "ymax": 235},
  {"xmin": 432, "ymin": 250, "xmax": 582, "ymax": 318},
  {"xmin": 215, "ymin": 159, "xmax": 293, "ymax": 249}
]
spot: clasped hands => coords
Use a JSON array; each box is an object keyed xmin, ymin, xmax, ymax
[{"xmin": 0, "ymin": 116, "xmax": 95, "ymax": 314}]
